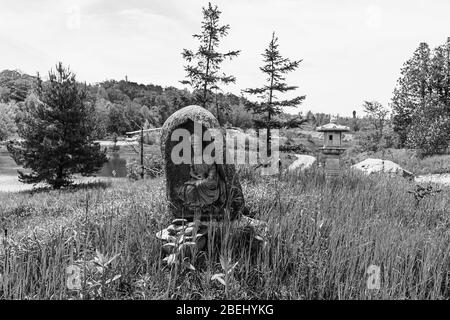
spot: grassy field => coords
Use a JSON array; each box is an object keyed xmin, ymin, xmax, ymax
[{"xmin": 1, "ymin": 167, "xmax": 449, "ymax": 299}]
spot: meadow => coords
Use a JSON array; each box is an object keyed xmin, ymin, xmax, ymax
[{"xmin": 1, "ymin": 165, "xmax": 449, "ymax": 299}]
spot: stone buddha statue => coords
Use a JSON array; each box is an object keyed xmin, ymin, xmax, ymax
[{"xmin": 177, "ymin": 133, "xmax": 226, "ymax": 216}]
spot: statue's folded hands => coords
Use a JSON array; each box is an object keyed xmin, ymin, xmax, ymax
[{"xmin": 178, "ymin": 163, "xmax": 226, "ymax": 209}]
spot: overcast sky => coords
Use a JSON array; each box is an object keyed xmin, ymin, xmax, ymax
[{"xmin": 1, "ymin": 0, "xmax": 449, "ymax": 115}]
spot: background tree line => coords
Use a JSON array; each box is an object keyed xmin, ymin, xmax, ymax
[
  {"xmin": 0, "ymin": 68, "xmax": 258, "ymax": 141},
  {"xmin": 392, "ymin": 39, "xmax": 450, "ymax": 156}
]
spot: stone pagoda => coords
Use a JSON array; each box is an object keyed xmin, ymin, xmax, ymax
[{"xmin": 316, "ymin": 117, "xmax": 350, "ymax": 177}]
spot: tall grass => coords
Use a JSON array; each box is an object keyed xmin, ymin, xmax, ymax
[{"xmin": 0, "ymin": 168, "xmax": 449, "ymax": 299}]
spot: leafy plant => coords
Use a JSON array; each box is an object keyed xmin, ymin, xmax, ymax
[
  {"xmin": 71, "ymin": 250, "xmax": 122, "ymax": 299},
  {"xmin": 407, "ymin": 184, "xmax": 442, "ymax": 207},
  {"xmin": 211, "ymin": 256, "xmax": 238, "ymax": 287}
]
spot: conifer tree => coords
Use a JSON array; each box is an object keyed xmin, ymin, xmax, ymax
[
  {"xmin": 392, "ymin": 42, "xmax": 432, "ymax": 146},
  {"xmin": 243, "ymin": 32, "xmax": 305, "ymax": 152},
  {"xmin": 8, "ymin": 63, "xmax": 107, "ymax": 189},
  {"xmin": 392, "ymin": 40, "xmax": 450, "ymax": 153},
  {"xmin": 181, "ymin": 2, "xmax": 240, "ymax": 123}
]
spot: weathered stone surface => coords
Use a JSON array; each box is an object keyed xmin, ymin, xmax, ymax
[{"xmin": 160, "ymin": 105, "xmax": 245, "ymax": 221}]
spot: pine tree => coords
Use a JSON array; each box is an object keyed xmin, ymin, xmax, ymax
[
  {"xmin": 243, "ymin": 32, "xmax": 305, "ymax": 152},
  {"xmin": 8, "ymin": 63, "xmax": 107, "ymax": 189},
  {"xmin": 407, "ymin": 93, "xmax": 450, "ymax": 156},
  {"xmin": 392, "ymin": 42, "xmax": 432, "ymax": 146},
  {"xmin": 392, "ymin": 40, "xmax": 450, "ymax": 153},
  {"xmin": 430, "ymin": 38, "xmax": 450, "ymax": 108},
  {"xmin": 181, "ymin": 2, "xmax": 240, "ymax": 123}
]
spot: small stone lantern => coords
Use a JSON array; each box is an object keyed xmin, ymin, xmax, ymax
[{"xmin": 316, "ymin": 117, "xmax": 350, "ymax": 177}]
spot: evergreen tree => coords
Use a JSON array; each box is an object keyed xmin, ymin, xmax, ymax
[
  {"xmin": 8, "ymin": 63, "xmax": 107, "ymax": 189},
  {"xmin": 392, "ymin": 42, "xmax": 432, "ymax": 146},
  {"xmin": 407, "ymin": 93, "xmax": 450, "ymax": 156},
  {"xmin": 430, "ymin": 38, "xmax": 450, "ymax": 107},
  {"xmin": 392, "ymin": 39, "xmax": 450, "ymax": 153},
  {"xmin": 243, "ymin": 32, "xmax": 305, "ymax": 152},
  {"xmin": 181, "ymin": 2, "xmax": 240, "ymax": 123}
]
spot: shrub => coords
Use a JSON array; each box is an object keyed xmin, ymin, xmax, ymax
[{"xmin": 126, "ymin": 154, "xmax": 163, "ymax": 180}]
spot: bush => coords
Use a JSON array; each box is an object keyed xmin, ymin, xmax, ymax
[
  {"xmin": 407, "ymin": 110, "xmax": 450, "ymax": 157},
  {"xmin": 357, "ymin": 125, "xmax": 400, "ymax": 153},
  {"xmin": 126, "ymin": 154, "xmax": 163, "ymax": 180}
]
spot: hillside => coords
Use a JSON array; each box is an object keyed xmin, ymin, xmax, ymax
[{"xmin": 0, "ymin": 69, "xmax": 37, "ymax": 102}]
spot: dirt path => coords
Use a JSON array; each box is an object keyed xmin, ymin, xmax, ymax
[{"xmin": 415, "ymin": 174, "xmax": 450, "ymax": 186}]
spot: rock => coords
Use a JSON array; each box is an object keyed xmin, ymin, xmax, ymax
[
  {"xmin": 160, "ymin": 105, "xmax": 245, "ymax": 221},
  {"xmin": 352, "ymin": 158, "xmax": 414, "ymax": 178},
  {"xmin": 287, "ymin": 154, "xmax": 317, "ymax": 172}
]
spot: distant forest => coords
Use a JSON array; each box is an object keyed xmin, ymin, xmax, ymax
[{"xmin": 0, "ymin": 69, "xmax": 354, "ymax": 141}]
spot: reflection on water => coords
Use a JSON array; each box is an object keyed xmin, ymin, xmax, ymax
[
  {"xmin": 0, "ymin": 148, "xmax": 132, "ymax": 179},
  {"xmin": 0, "ymin": 146, "xmax": 138, "ymax": 192},
  {"xmin": 0, "ymin": 149, "xmax": 22, "ymax": 176},
  {"xmin": 98, "ymin": 153, "xmax": 128, "ymax": 177}
]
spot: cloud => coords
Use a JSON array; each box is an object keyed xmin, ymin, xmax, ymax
[{"xmin": 1, "ymin": 0, "xmax": 450, "ymax": 115}]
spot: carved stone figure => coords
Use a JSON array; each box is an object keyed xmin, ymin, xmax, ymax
[
  {"xmin": 176, "ymin": 133, "xmax": 227, "ymax": 217},
  {"xmin": 160, "ymin": 105, "xmax": 245, "ymax": 221}
]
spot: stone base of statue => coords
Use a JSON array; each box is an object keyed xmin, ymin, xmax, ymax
[{"xmin": 156, "ymin": 215, "xmax": 268, "ymax": 268}]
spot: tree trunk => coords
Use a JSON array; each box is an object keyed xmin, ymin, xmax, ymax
[
  {"xmin": 267, "ymin": 50, "xmax": 275, "ymax": 158},
  {"xmin": 140, "ymin": 127, "xmax": 144, "ymax": 179},
  {"xmin": 54, "ymin": 165, "xmax": 64, "ymax": 189},
  {"xmin": 215, "ymin": 91, "xmax": 221, "ymax": 125},
  {"xmin": 203, "ymin": 32, "xmax": 213, "ymax": 109}
]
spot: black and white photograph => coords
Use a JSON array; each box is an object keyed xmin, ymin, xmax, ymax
[{"xmin": 1, "ymin": 0, "xmax": 450, "ymax": 307}]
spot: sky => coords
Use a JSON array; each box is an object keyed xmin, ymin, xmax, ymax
[{"xmin": 1, "ymin": 0, "xmax": 450, "ymax": 116}]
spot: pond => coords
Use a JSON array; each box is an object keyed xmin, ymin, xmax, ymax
[
  {"xmin": 0, "ymin": 147, "xmax": 23, "ymax": 176},
  {"xmin": 0, "ymin": 146, "xmax": 139, "ymax": 192},
  {"xmin": 1, "ymin": 147, "xmax": 135, "ymax": 178},
  {"xmin": 98, "ymin": 152, "xmax": 138, "ymax": 178}
]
